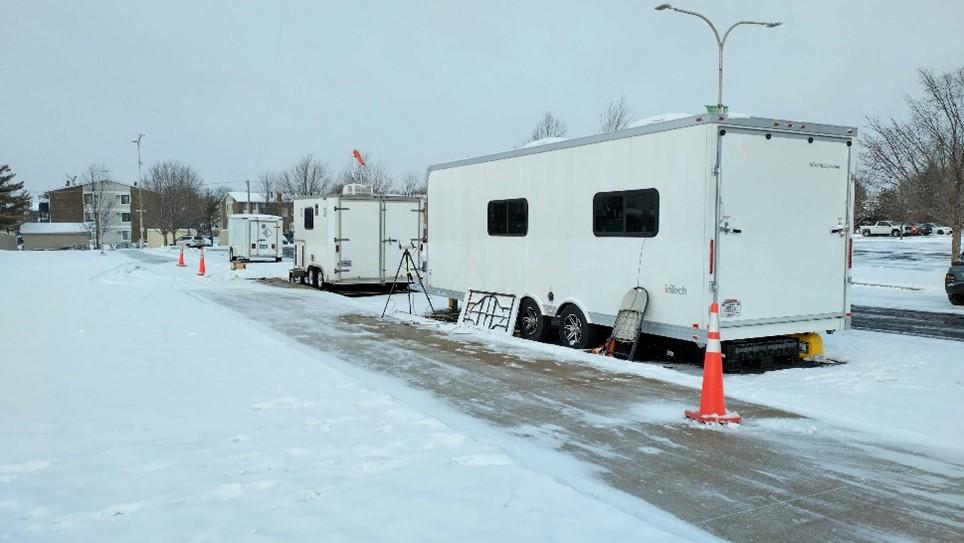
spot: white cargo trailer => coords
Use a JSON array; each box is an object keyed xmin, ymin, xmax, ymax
[
  {"xmin": 227, "ymin": 214, "xmax": 283, "ymax": 262},
  {"xmin": 291, "ymin": 190, "xmax": 424, "ymax": 288},
  {"xmin": 427, "ymin": 115, "xmax": 855, "ymax": 367}
]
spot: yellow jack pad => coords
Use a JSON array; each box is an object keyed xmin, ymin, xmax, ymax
[{"xmin": 792, "ymin": 332, "xmax": 824, "ymax": 360}]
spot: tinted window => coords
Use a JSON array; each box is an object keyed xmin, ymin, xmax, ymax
[
  {"xmin": 303, "ymin": 207, "xmax": 314, "ymax": 230},
  {"xmin": 593, "ymin": 189, "xmax": 659, "ymax": 237},
  {"xmin": 487, "ymin": 199, "xmax": 527, "ymax": 236}
]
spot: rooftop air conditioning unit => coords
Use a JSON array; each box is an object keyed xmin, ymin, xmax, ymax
[{"xmin": 343, "ymin": 183, "xmax": 374, "ymax": 196}]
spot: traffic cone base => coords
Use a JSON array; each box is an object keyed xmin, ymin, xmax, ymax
[{"xmin": 685, "ymin": 409, "xmax": 742, "ymax": 424}]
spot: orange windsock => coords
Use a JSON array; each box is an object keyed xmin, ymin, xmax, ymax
[{"xmin": 352, "ymin": 149, "xmax": 366, "ymax": 167}]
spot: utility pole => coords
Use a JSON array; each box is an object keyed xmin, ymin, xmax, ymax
[
  {"xmin": 654, "ymin": 4, "xmax": 781, "ymax": 113},
  {"xmin": 246, "ymin": 180, "xmax": 251, "ymax": 214},
  {"xmin": 132, "ymin": 134, "xmax": 146, "ymax": 247}
]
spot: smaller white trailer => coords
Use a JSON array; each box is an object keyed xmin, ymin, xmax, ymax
[
  {"xmin": 227, "ymin": 214, "xmax": 283, "ymax": 262},
  {"xmin": 291, "ymin": 188, "xmax": 424, "ymax": 288}
]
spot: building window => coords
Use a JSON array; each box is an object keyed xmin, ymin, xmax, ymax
[
  {"xmin": 122, "ymin": 213, "xmax": 131, "ymax": 222},
  {"xmin": 121, "ymin": 194, "xmax": 130, "ymax": 205},
  {"xmin": 122, "ymin": 230, "xmax": 130, "ymax": 241},
  {"xmin": 487, "ymin": 199, "xmax": 528, "ymax": 236},
  {"xmin": 85, "ymin": 212, "xmax": 94, "ymax": 222},
  {"xmin": 593, "ymin": 189, "xmax": 659, "ymax": 237},
  {"xmin": 304, "ymin": 207, "xmax": 314, "ymax": 230},
  {"xmin": 83, "ymin": 194, "xmax": 93, "ymax": 204}
]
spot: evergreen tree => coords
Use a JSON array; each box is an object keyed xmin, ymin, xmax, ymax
[{"xmin": 0, "ymin": 164, "xmax": 31, "ymax": 231}]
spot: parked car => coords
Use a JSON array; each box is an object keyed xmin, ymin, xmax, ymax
[
  {"xmin": 917, "ymin": 223, "xmax": 934, "ymax": 236},
  {"xmin": 860, "ymin": 221, "xmax": 902, "ymax": 237},
  {"xmin": 903, "ymin": 224, "xmax": 919, "ymax": 236},
  {"xmin": 946, "ymin": 253, "xmax": 964, "ymax": 305},
  {"xmin": 174, "ymin": 235, "xmax": 212, "ymax": 248},
  {"xmin": 933, "ymin": 225, "xmax": 953, "ymax": 235}
]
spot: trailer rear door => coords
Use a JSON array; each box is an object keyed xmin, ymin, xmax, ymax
[
  {"xmin": 337, "ymin": 199, "xmax": 381, "ymax": 280},
  {"xmin": 381, "ymin": 200, "xmax": 422, "ymax": 282},
  {"xmin": 248, "ymin": 219, "xmax": 280, "ymax": 258},
  {"xmin": 717, "ymin": 130, "xmax": 850, "ymax": 325}
]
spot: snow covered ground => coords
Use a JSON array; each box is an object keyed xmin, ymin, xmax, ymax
[
  {"xmin": 0, "ymin": 250, "xmax": 712, "ymax": 542},
  {"xmin": 851, "ymin": 235, "xmax": 962, "ymax": 314}
]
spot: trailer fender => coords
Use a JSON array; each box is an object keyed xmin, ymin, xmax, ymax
[
  {"xmin": 551, "ymin": 298, "xmax": 594, "ymax": 325},
  {"xmin": 518, "ymin": 293, "xmax": 546, "ymax": 316}
]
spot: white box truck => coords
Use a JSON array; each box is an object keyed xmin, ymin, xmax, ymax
[
  {"xmin": 426, "ymin": 114, "xmax": 856, "ymax": 369},
  {"xmin": 291, "ymin": 187, "xmax": 424, "ymax": 288},
  {"xmin": 227, "ymin": 214, "xmax": 283, "ymax": 262}
]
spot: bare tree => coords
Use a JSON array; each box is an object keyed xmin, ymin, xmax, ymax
[
  {"xmin": 527, "ymin": 112, "xmax": 567, "ymax": 143},
  {"xmin": 257, "ymin": 170, "xmax": 276, "ymax": 200},
  {"xmin": 862, "ymin": 67, "xmax": 964, "ymax": 260},
  {"xmin": 278, "ymin": 155, "xmax": 331, "ymax": 198},
  {"xmin": 398, "ymin": 172, "xmax": 426, "ymax": 196},
  {"xmin": 600, "ymin": 97, "xmax": 634, "ymax": 132},
  {"xmin": 335, "ymin": 150, "xmax": 395, "ymax": 195},
  {"xmin": 144, "ymin": 160, "xmax": 203, "ymax": 245},
  {"xmin": 78, "ymin": 164, "xmax": 119, "ymax": 251},
  {"xmin": 198, "ymin": 186, "xmax": 229, "ymax": 236}
]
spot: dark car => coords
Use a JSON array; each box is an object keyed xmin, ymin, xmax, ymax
[
  {"xmin": 947, "ymin": 253, "xmax": 964, "ymax": 305},
  {"xmin": 917, "ymin": 223, "xmax": 934, "ymax": 236}
]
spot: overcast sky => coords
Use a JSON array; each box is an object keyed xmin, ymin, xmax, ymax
[{"xmin": 3, "ymin": 0, "xmax": 963, "ymax": 196}]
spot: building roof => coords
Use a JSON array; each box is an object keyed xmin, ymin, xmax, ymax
[
  {"xmin": 228, "ymin": 214, "xmax": 283, "ymax": 221},
  {"xmin": 20, "ymin": 222, "xmax": 89, "ymax": 235},
  {"xmin": 227, "ymin": 191, "xmax": 271, "ymax": 203},
  {"xmin": 46, "ymin": 180, "xmax": 135, "ymax": 193}
]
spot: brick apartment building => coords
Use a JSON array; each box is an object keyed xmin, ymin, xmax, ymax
[{"xmin": 45, "ymin": 181, "xmax": 159, "ymax": 246}]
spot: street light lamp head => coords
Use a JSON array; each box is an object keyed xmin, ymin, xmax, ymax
[
  {"xmin": 766, "ymin": 22, "xmax": 782, "ymax": 28},
  {"xmin": 655, "ymin": 3, "xmax": 671, "ymax": 10}
]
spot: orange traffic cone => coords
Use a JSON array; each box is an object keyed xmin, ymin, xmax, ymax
[
  {"xmin": 196, "ymin": 248, "xmax": 206, "ymax": 276},
  {"xmin": 176, "ymin": 247, "xmax": 187, "ymax": 267},
  {"xmin": 685, "ymin": 302, "xmax": 741, "ymax": 424}
]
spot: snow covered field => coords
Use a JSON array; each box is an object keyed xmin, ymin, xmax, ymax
[
  {"xmin": 851, "ymin": 235, "xmax": 962, "ymax": 314},
  {"xmin": 0, "ymin": 250, "xmax": 711, "ymax": 542},
  {"xmin": 3, "ymin": 247, "xmax": 963, "ymax": 541}
]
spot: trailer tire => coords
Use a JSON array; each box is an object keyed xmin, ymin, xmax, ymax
[
  {"xmin": 518, "ymin": 298, "xmax": 550, "ymax": 342},
  {"xmin": 861, "ymin": 229, "xmax": 870, "ymax": 237},
  {"xmin": 558, "ymin": 305, "xmax": 591, "ymax": 349},
  {"xmin": 950, "ymin": 293, "xmax": 964, "ymax": 306},
  {"xmin": 310, "ymin": 268, "xmax": 322, "ymax": 289},
  {"xmin": 275, "ymin": 257, "xmax": 282, "ymax": 262}
]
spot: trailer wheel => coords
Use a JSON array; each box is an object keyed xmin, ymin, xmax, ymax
[
  {"xmin": 558, "ymin": 305, "xmax": 591, "ymax": 349},
  {"xmin": 518, "ymin": 298, "xmax": 550, "ymax": 342},
  {"xmin": 950, "ymin": 294, "xmax": 964, "ymax": 306},
  {"xmin": 310, "ymin": 268, "xmax": 321, "ymax": 289}
]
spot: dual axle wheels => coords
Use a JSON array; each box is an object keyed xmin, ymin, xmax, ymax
[{"xmin": 517, "ymin": 298, "xmax": 592, "ymax": 349}]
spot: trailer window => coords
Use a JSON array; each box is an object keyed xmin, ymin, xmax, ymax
[
  {"xmin": 487, "ymin": 199, "xmax": 528, "ymax": 236},
  {"xmin": 303, "ymin": 207, "xmax": 314, "ymax": 230},
  {"xmin": 593, "ymin": 189, "xmax": 659, "ymax": 237}
]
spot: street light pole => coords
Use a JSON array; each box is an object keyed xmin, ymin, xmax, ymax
[
  {"xmin": 655, "ymin": 4, "xmax": 781, "ymax": 112},
  {"xmin": 132, "ymin": 134, "xmax": 146, "ymax": 247}
]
